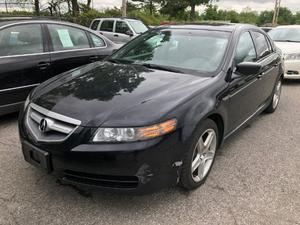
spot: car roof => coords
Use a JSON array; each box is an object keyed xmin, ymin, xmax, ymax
[
  {"xmin": 156, "ymin": 23, "xmax": 259, "ymax": 32},
  {"xmin": 0, "ymin": 19, "xmax": 116, "ymax": 46},
  {"xmin": 92, "ymin": 17, "xmax": 140, "ymax": 21}
]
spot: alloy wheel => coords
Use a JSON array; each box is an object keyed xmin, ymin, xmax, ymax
[
  {"xmin": 191, "ymin": 128, "xmax": 217, "ymax": 183},
  {"xmin": 273, "ymin": 80, "xmax": 282, "ymax": 108}
]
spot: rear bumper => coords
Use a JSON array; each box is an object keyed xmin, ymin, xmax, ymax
[
  {"xmin": 19, "ymin": 129, "xmax": 185, "ymax": 194},
  {"xmin": 283, "ymin": 60, "xmax": 300, "ymax": 79}
]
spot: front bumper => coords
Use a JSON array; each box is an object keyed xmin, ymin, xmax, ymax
[
  {"xmin": 19, "ymin": 118, "xmax": 185, "ymax": 194},
  {"xmin": 283, "ymin": 59, "xmax": 300, "ymax": 79}
]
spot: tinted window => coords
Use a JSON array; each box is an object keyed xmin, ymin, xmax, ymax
[
  {"xmin": 90, "ymin": 34, "xmax": 106, "ymax": 47},
  {"xmin": 252, "ymin": 32, "xmax": 270, "ymax": 59},
  {"xmin": 112, "ymin": 29, "xmax": 230, "ymax": 74},
  {"xmin": 0, "ymin": 24, "xmax": 43, "ymax": 57},
  {"xmin": 91, "ymin": 20, "xmax": 100, "ymax": 30},
  {"xmin": 100, "ymin": 20, "xmax": 114, "ymax": 32},
  {"xmin": 48, "ymin": 24, "xmax": 90, "ymax": 51},
  {"xmin": 115, "ymin": 21, "xmax": 131, "ymax": 34},
  {"xmin": 235, "ymin": 32, "xmax": 256, "ymax": 64}
]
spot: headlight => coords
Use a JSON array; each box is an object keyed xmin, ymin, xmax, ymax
[
  {"xmin": 92, "ymin": 119, "xmax": 177, "ymax": 142},
  {"xmin": 285, "ymin": 53, "xmax": 300, "ymax": 61}
]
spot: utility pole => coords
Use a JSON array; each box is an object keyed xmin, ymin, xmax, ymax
[
  {"xmin": 272, "ymin": 0, "xmax": 281, "ymax": 26},
  {"xmin": 4, "ymin": 0, "xmax": 8, "ymax": 13},
  {"xmin": 122, "ymin": 0, "xmax": 127, "ymax": 17}
]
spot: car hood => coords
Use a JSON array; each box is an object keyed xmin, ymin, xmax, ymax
[
  {"xmin": 274, "ymin": 41, "xmax": 300, "ymax": 55},
  {"xmin": 32, "ymin": 62, "xmax": 210, "ymax": 127}
]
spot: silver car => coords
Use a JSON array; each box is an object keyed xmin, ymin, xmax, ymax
[{"xmin": 90, "ymin": 18, "xmax": 148, "ymax": 44}]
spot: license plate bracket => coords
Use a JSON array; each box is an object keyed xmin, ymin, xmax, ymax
[{"xmin": 22, "ymin": 142, "xmax": 52, "ymax": 173}]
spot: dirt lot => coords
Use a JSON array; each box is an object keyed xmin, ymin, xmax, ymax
[{"xmin": 0, "ymin": 81, "xmax": 299, "ymax": 225}]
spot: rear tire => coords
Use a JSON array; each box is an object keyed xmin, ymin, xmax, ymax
[
  {"xmin": 265, "ymin": 78, "xmax": 282, "ymax": 113},
  {"xmin": 179, "ymin": 119, "xmax": 219, "ymax": 190}
]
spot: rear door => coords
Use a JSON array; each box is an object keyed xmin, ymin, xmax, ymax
[
  {"xmin": 99, "ymin": 20, "xmax": 115, "ymax": 42},
  {"xmin": 88, "ymin": 32, "xmax": 114, "ymax": 59},
  {"xmin": 251, "ymin": 31, "xmax": 279, "ymax": 103},
  {"xmin": 46, "ymin": 23, "xmax": 98, "ymax": 79},
  {"xmin": 0, "ymin": 23, "xmax": 50, "ymax": 108}
]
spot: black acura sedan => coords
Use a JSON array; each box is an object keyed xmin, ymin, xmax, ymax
[
  {"xmin": 0, "ymin": 18, "xmax": 120, "ymax": 116},
  {"xmin": 19, "ymin": 24, "xmax": 283, "ymax": 193}
]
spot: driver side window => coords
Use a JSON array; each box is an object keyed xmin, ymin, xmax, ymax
[{"xmin": 235, "ymin": 32, "xmax": 257, "ymax": 64}]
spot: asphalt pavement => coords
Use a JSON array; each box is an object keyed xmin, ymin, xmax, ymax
[{"xmin": 0, "ymin": 80, "xmax": 299, "ymax": 225}]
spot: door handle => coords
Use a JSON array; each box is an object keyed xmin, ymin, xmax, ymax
[
  {"xmin": 37, "ymin": 62, "xmax": 50, "ymax": 70},
  {"xmin": 114, "ymin": 34, "xmax": 119, "ymax": 37},
  {"xmin": 99, "ymin": 32, "xmax": 103, "ymax": 35},
  {"xmin": 257, "ymin": 73, "xmax": 264, "ymax": 79}
]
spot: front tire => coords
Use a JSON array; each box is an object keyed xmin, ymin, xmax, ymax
[
  {"xmin": 179, "ymin": 119, "xmax": 219, "ymax": 190},
  {"xmin": 265, "ymin": 78, "xmax": 282, "ymax": 113}
]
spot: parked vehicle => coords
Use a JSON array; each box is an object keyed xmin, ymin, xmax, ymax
[
  {"xmin": 19, "ymin": 24, "xmax": 283, "ymax": 193},
  {"xmin": 0, "ymin": 19, "xmax": 120, "ymax": 116},
  {"xmin": 269, "ymin": 25, "xmax": 300, "ymax": 79},
  {"xmin": 90, "ymin": 18, "xmax": 148, "ymax": 44}
]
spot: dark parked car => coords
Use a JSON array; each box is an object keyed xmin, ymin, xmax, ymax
[
  {"xmin": 19, "ymin": 24, "xmax": 283, "ymax": 193},
  {"xmin": 0, "ymin": 18, "xmax": 120, "ymax": 116}
]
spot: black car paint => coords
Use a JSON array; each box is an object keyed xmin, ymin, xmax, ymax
[
  {"xmin": 19, "ymin": 24, "xmax": 283, "ymax": 193},
  {"xmin": 0, "ymin": 20, "xmax": 119, "ymax": 116}
]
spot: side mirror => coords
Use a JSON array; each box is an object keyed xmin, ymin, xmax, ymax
[
  {"xmin": 126, "ymin": 30, "xmax": 134, "ymax": 37},
  {"xmin": 235, "ymin": 62, "xmax": 262, "ymax": 76}
]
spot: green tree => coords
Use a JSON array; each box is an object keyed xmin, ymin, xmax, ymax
[
  {"xmin": 257, "ymin": 10, "xmax": 273, "ymax": 26},
  {"xmin": 187, "ymin": 0, "xmax": 209, "ymax": 20},
  {"xmin": 277, "ymin": 7, "xmax": 295, "ymax": 25}
]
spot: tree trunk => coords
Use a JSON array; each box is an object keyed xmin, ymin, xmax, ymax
[
  {"xmin": 34, "ymin": 0, "xmax": 40, "ymax": 15},
  {"xmin": 66, "ymin": 0, "xmax": 71, "ymax": 14},
  {"xmin": 87, "ymin": 0, "xmax": 92, "ymax": 8},
  {"xmin": 149, "ymin": 0, "xmax": 153, "ymax": 15},
  {"xmin": 190, "ymin": 1, "xmax": 196, "ymax": 21},
  {"xmin": 72, "ymin": 0, "xmax": 80, "ymax": 16}
]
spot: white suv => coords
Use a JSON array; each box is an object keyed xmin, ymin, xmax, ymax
[{"xmin": 90, "ymin": 18, "xmax": 148, "ymax": 44}]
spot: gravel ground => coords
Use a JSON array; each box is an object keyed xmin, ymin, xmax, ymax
[{"xmin": 0, "ymin": 80, "xmax": 299, "ymax": 225}]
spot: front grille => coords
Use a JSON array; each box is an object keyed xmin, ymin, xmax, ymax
[
  {"xmin": 63, "ymin": 170, "xmax": 139, "ymax": 189},
  {"xmin": 26, "ymin": 103, "xmax": 81, "ymax": 142}
]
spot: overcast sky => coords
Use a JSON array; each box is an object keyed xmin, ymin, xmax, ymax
[{"xmin": 91, "ymin": 0, "xmax": 300, "ymax": 13}]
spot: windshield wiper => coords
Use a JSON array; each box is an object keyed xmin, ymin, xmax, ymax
[
  {"xmin": 136, "ymin": 63, "xmax": 183, "ymax": 73},
  {"xmin": 275, "ymin": 40, "xmax": 300, "ymax": 43}
]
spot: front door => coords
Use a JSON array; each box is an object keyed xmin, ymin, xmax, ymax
[
  {"xmin": 114, "ymin": 21, "xmax": 133, "ymax": 44},
  {"xmin": 227, "ymin": 31, "xmax": 264, "ymax": 132}
]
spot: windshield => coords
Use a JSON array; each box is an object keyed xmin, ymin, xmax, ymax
[
  {"xmin": 110, "ymin": 29, "xmax": 230, "ymax": 75},
  {"xmin": 269, "ymin": 28, "xmax": 300, "ymax": 42},
  {"xmin": 129, "ymin": 20, "xmax": 148, "ymax": 34}
]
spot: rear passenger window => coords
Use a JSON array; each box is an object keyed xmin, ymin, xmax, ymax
[
  {"xmin": 100, "ymin": 20, "xmax": 114, "ymax": 32},
  {"xmin": 91, "ymin": 20, "xmax": 100, "ymax": 30},
  {"xmin": 0, "ymin": 24, "xmax": 43, "ymax": 56},
  {"xmin": 235, "ymin": 32, "xmax": 256, "ymax": 64},
  {"xmin": 90, "ymin": 34, "xmax": 106, "ymax": 47},
  {"xmin": 252, "ymin": 32, "xmax": 271, "ymax": 59},
  {"xmin": 48, "ymin": 24, "xmax": 90, "ymax": 51}
]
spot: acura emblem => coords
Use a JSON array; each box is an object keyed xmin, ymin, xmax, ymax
[{"xmin": 39, "ymin": 119, "xmax": 48, "ymax": 133}]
